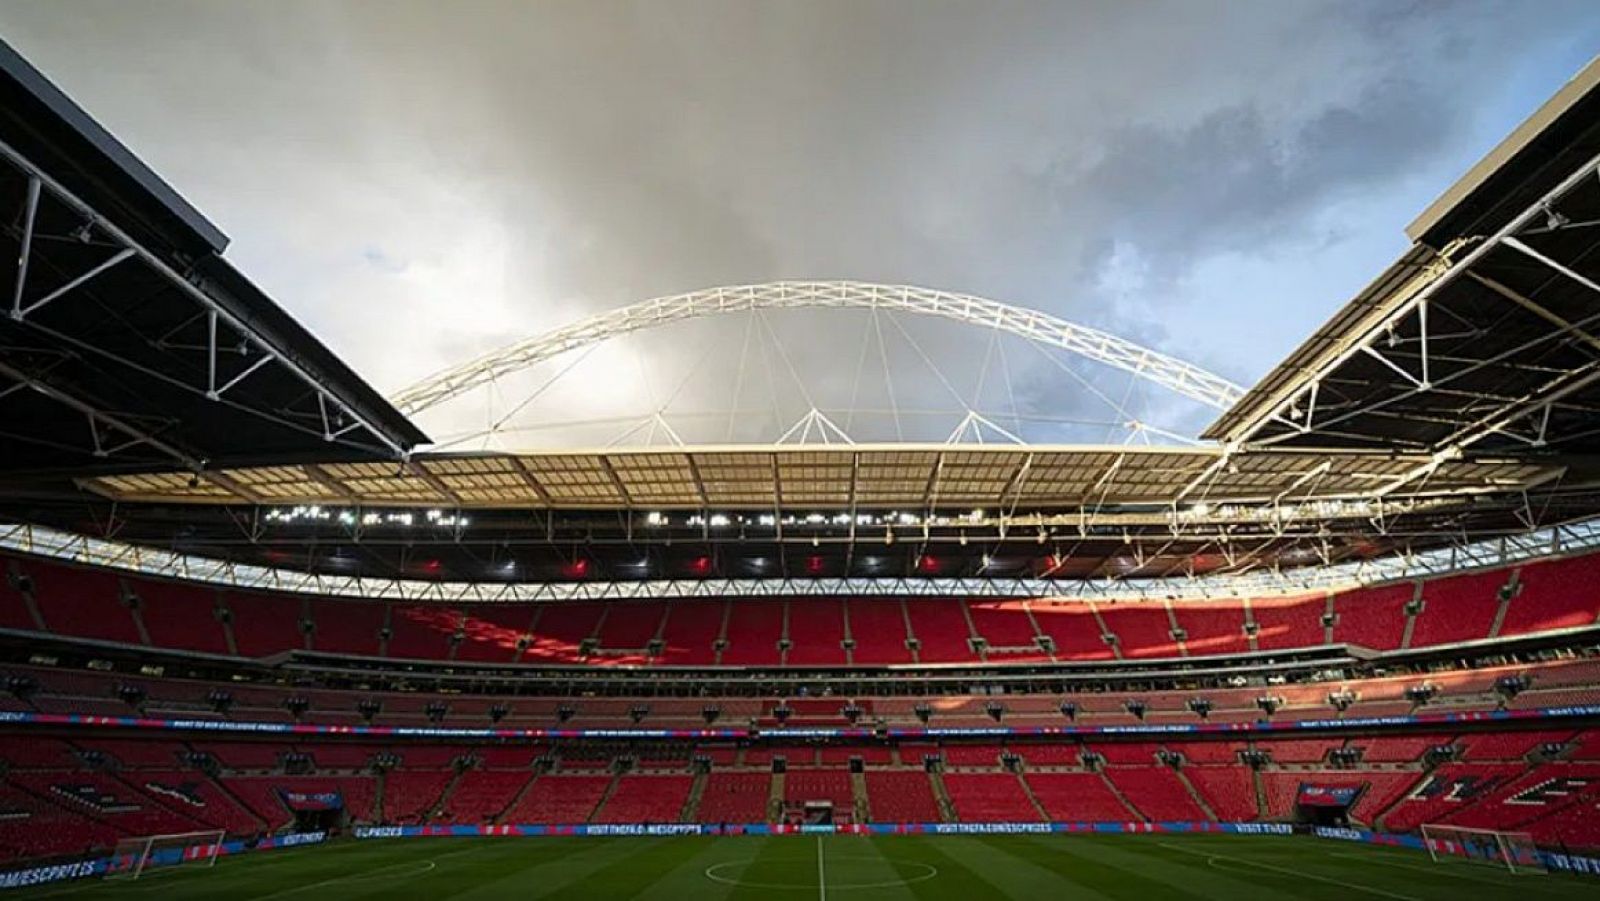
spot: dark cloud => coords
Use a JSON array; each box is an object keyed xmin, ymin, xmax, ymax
[{"xmin": 0, "ymin": 0, "xmax": 1594, "ymax": 444}]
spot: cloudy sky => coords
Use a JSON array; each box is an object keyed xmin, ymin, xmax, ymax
[{"xmin": 1, "ymin": 1, "xmax": 1597, "ymax": 445}]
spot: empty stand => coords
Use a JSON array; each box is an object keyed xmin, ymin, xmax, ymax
[
  {"xmin": 593, "ymin": 774, "xmax": 691, "ymax": 823},
  {"xmin": 1183, "ymin": 768, "xmax": 1257, "ymax": 821},
  {"xmin": 227, "ymin": 592, "xmax": 306, "ymax": 657},
  {"xmin": 30, "ymin": 565, "xmax": 140, "ymax": 646},
  {"xmin": 864, "ymin": 771, "xmax": 942, "ymax": 822},
  {"xmin": 846, "ymin": 598, "xmax": 913, "ymax": 664},
  {"xmin": 1098, "ymin": 603, "xmax": 1180, "ymax": 659},
  {"xmin": 1250, "ymin": 595, "xmax": 1327, "ymax": 651},
  {"xmin": 522, "ymin": 603, "xmax": 606, "ymax": 664},
  {"xmin": 720, "ymin": 601, "xmax": 785, "ymax": 666},
  {"xmin": 138, "ymin": 582, "xmax": 230, "ymax": 655},
  {"xmin": 1411, "ymin": 570, "xmax": 1505, "ymax": 647},
  {"xmin": 503, "ymin": 774, "xmax": 612, "ymax": 824},
  {"xmin": 1331, "ymin": 584, "xmax": 1411, "ymax": 651},
  {"xmin": 945, "ymin": 773, "xmax": 1039, "ymax": 822},
  {"xmin": 696, "ymin": 772, "xmax": 771, "ymax": 822},
  {"xmin": 903, "ymin": 601, "xmax": 975, "ymax": 663},
  {"xmin": 1170, "ymin": 601, "xmax": 1249, "ymax": 657},
  {"xmin": 453, "ymin": 606, "xmax": 532, "ymax": 663},
  {"xmin": 1502, "ymin": 555, "xmax": 1600, "ymax": 637},
  {"xmin": 1027, "ymin": 773, "xmax": 1131, "ymax": 821},
  {"xmin": 967, "ymin": 601, "xmax": 1048, "ymax": 661},
  {"xmin": 1029, "ymin": 601, "xmax": 1114, "ymax": 660},
  {"xmin": 1107, "ymin": 768, "xmax": 1207, "ymax": 821},
  {"xmin": 657, "ymin": 600, "xmax": 724, "ymax": 665},
  {"xmin": 786, "ymin": 598, "xmax": 847, "ymax": 666},
  {"xmin": 443, "ymin": 770, "xmax": 534, "ymax": 823}
]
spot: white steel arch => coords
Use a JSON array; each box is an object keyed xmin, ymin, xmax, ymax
[{"xmin": 391, "ymin": 281, "xmax": 1246, "ymax": 417}]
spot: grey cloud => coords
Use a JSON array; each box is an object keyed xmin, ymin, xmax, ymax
[{"xmin": 0, "ymin": 0, "xmax": 1596, "ymax": 444}]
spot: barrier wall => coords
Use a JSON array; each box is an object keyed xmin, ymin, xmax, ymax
[
  {"xmin": 351, "ymin": 822, "xmax": 1293, "ymax": 838},
  {"xmin": 0, "ymin": 831, "xmax": 325, "ymax": 891},
  {"xmin": 1309, "ymin": 825, "xmax": 1600, "ymax": 877},
  {"xmin": 2, "ymin": 704, "xmax": 1595, "ymax": 740}
]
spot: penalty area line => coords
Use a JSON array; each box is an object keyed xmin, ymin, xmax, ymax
[{"xmin": 1155, "ymin": 842, "xmax": 1422, "ymax": 901}]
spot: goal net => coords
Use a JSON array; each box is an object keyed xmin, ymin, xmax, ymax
[
  {"xmin": 1419, "ymin": 824, "xmax": 1546, "ymax": 874},
  {"xmin": 104, "ymin": 830, "xmax": 226, "ymax": 880}
]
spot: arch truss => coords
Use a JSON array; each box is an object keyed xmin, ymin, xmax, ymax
[{"xmin": 390, "ymin": 282, "xmax": 1247, "ymax": 436}]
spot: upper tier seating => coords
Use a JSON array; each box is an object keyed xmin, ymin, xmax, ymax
[
  {"xmin": 452, "ymin": 607, "xmax": 531, "ymax": 663},
  {"xmin": 786, "ymin": 599, "xmax": 847, "ymax": 667},
  {"xmin": 29, "ymin": 566, "xmax": 140, "ymax": 646},
  {"xmin": 1098, "ymin": 603, "xmax": 1180, "ymax": 659},
  {"xmin": 5, "ymin": 550, "xmax": 1599, "ymax": 666},
  {"xmin": 1029, "ymin": 600, "xmax": 1114, "ymax": 660},
  {"xmin": 1331, "ymin": 584, "xmax": 1411, "ymax": 651},
  {"xmin": 138, "ymin": 582, "xmax": 230, "ymax": 655},
  {"xmin": 967, "ymin": 600, "xmax": 1049, "ymax": 661},
  {"xmin": 657, "ymin": 600, "xmax": 724, "ymax": 665},
  {"xmin": 846, "ymin": 599, "xmax": 914, "ymax": 664},
  {"xmin": 1503, "ymin": 554, "xmax": 1600, "ymax": 637},
  {"xmin": 1251, "ymin": 595, "xmax": 1327, "ymax": 651},
  {"xmin": 904, "ymin": 600, "xmax": 975, "ymax": 663},
  {"xmin": 720, "ymin": 601, "xmax": 785, "ymax": 666},
  {"xmin": 1171, "ymin": 600, "xmax": 1250, "ymax": 657},
  {"xmin": 522, "ymin": 604, "xmax": 605, "ymax": 665},
  {"xmin": 592, "ymin": 602, "xmax": 667, "ymax": 665},
  {"xmin": 307, "ymin": 597, "xmax": 384, "ymax": 657},
  {"xmin": 1411, "ymin": 570, "xmax": 1506, "ymax": 647},
  {"xmin": 227, "ymin": 591, "xmax": 304, "ymax": 658}
]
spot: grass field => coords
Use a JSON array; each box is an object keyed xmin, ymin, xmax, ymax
[{"xmin": 12, "ymin": 833, "xmax": 1596, "ymax": 900}]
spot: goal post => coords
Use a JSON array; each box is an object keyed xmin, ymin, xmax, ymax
[
  {"xmin": 1419, "ymin": 824, "xmax": 1546, "ymax": 875},
  {"xmin": 104, "ymin": 829, "xmax": 226, "ymax": 880}
]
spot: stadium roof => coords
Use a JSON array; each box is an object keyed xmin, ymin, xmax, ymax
[
  {"xmin": 1206, "ymin": 57, "xmax": 1600, "ymax": 462},
  {"xmin": 75, "ymin": 445, "xmax": 1554, "ymax": 512},
  {"xmin": 4, "ymin": 45, "xmax": 1600, "ymax": 593},
  {"xmin": 0, "ymin": 39, "xmax": 426, "ymax": 479}
]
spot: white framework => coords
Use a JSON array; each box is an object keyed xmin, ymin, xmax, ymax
[
  {"xmin": 1219, "ymin": 147, "xmax": 1600, "ymax": 460},
  {"xmin": 0, "ymin": 137, "xmax": 412, "ymax": 463},
  {"xmin": 390, "ymin": 281, "xmax": 1247, "ymax": 420},
  {"xmin": 1420, "ymin": 824, "xmax": 1546, "ymax": 874},
  {"xmin": 5, "ymin": 516, "xmax": 1599, "ymax": 604},
  {"xmin": 104, "ymin": 829, "xmax": 225, "ymax": 881}
]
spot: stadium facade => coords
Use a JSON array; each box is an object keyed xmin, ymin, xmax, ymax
[{"xmin": 0, "ymin": 36, "xmax": 1596, "ymax": 890}]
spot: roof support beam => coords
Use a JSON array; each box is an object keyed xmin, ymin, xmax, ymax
[
  {"xmin": 0, "ymin": 135, "xmax": 411, "ymax": 458},
  {"xmin": 9, "ymin": 175, "xmax": 39, "ymax": 320}
]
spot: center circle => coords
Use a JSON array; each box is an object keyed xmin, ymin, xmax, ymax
[{"xmin": 704, "ymin": 856, "xmax": 939, "ymax": 891}]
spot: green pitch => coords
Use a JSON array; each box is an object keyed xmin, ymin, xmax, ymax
[{"xmin": 14, "ymin": 833, "xmax": 1595, "ymax": 900}]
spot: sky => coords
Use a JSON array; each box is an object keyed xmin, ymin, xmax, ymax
[{"xmin": 1, "ymin": 1, "xmax": 1597, "ymax": 446}]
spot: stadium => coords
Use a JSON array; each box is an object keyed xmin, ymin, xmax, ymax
[{"xmin": 0, "ymin": 16, "xmax": 1596, "ymax": 901}]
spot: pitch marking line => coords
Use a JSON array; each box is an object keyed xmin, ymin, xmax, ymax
[
  {"xmin": 703, "ymin": 855, "xmax": 938, "ymax": 892},
  {"xmin": 245, "ymin": 840, "xmax": 502, "ymax": 901},
  {"xmin": 1156, "ymin": 842, "xmax": 1421, "ymax": 901},
  {"xmin": 817, "ymin": 836, "xmax": 826, "ymax": 901}
]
